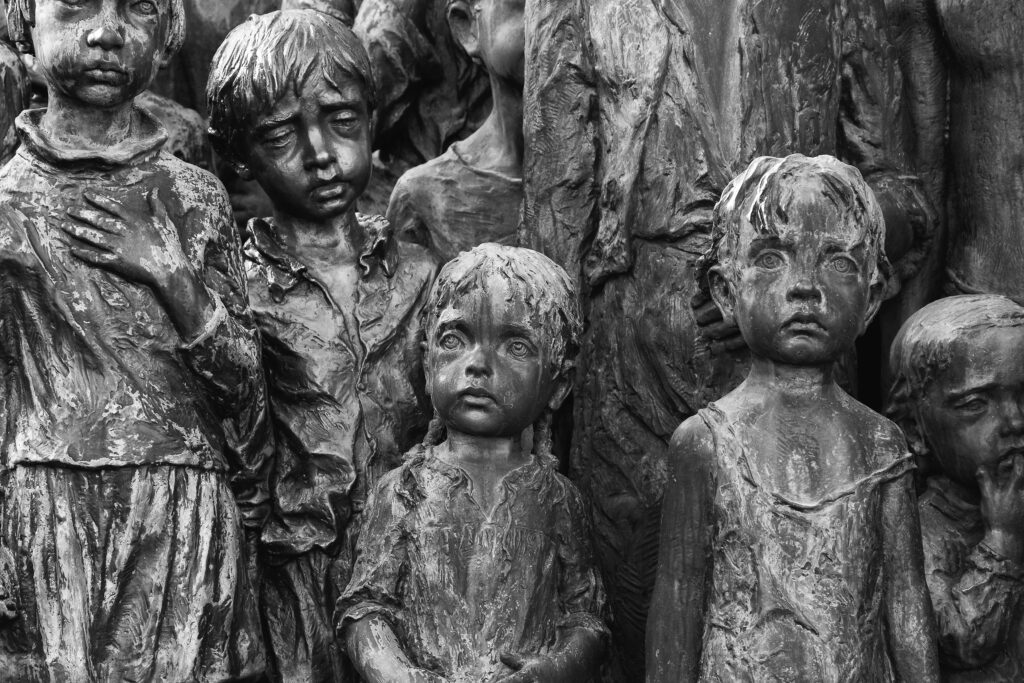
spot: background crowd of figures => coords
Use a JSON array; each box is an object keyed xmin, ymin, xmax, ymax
[{"xmin": 0, "ymin": 0, "xmax": 1021, "ymax": 681}]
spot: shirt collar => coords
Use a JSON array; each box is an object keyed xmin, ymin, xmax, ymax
[
  {"xmin": 16, "ymin": 104, "xmax": 168, "ymax": 171},
  {"xmin": 245, "ymin": 213, "xmax": 398, "ymax": 300}
]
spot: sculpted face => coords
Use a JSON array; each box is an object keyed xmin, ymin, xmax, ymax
[
  {"xmin": 450, "ymin": 0, "xmax": 525, "ymax": 85},
  {"xmin": 426, "ymin": 280, "xmax": 559, "ymax": 438},
  {"xmin": 713, "ymin": 198, "xmax": 882, "ymax": 366},
  {"xmin": 31, "ymin": 0, "xmax": 171, "ymax": 107},
  {"xmin": 916, "ymin": 326, "xmax": 1024, "ymax": 488},
  {"xmin": 242, "ymin": 72, "xmax": 372, "ymax": 222}
]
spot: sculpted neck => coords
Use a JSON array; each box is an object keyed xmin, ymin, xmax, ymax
[
  {"xmin": 41, "ymin": 91, "xmax": 135, "ymax": 151},
  {"xmin": 273, "ymin": 209, "xmax": 360, "ymax": 263},
  {"xmin": 744, "ymin": 355, "xmax": 842, "ymax": 404},
  {"xmin": 441, "ymin": 428, "xmax": 529, "ymax": 469},
  {"xmin": 460, "ymin": 74, "xmax": 524, "ymax": 176}
]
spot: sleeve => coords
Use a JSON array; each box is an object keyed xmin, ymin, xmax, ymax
[
  {"xmin": 555, "ymin": 483, "xmax": 610, "ymax": 640},
  {"xmin": 521, "ymin": 0, "xmax": 599, "ymax": 284},
  {"xmin": 336, "ymin": 469, "xmax": 410, "ymax": 632},
  {"xmin": 386, "ymin": 175, "xmax": 431, "ymax": 250},
  {"xmin": 837, "ymin": 0, "xmax": 936, "ymax": 283},
  {"xmin": 281, "ymin": 0, "xmax": 357, "ymax": 23},
  {"xmin": 926, "ymin": 533, "xmax": 1024, "ymax": 670},
  {"xmin": 354, "ymin": 0, "xmax": 438, "ymax": 149},
  {"xmin": 180, "ymin": 186, "xmax": 271, "ymax": 528}
]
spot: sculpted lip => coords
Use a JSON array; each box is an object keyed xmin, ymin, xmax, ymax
[
  {"xmin": 458, "ymin": 386, "xmax": 496, "ymax": 403},
  {"xmin": 83, "ymin": 63, "xmax": 127, "ymax": 84},
  {"xmin": 783, "ymin": 312, "xmax": 826, "ymax": 333},
  {"xmin": 310, "ymin": 182, "xmax": 348, "ymax": 201}
]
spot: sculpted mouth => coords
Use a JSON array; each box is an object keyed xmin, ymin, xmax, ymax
[
  {"xmin": 84, "ymin": 64, "xmax": 127, "ymax": 83},
  {"xmin": 310, "ymin": 182, "xmax": 348, "ymax": 201},
  {"xmin": 459, "ymin": 387, "xmax": 495, "ymax": 402},
  {"xmin": 783, "ymin": 313, "xmax": 826, "ymax": 333}
]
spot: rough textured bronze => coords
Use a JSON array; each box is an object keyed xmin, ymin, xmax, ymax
[
  {"xmin": 0, "ymin": 0, "xmax": 268, "ymax": 679},
  {"xmin": 388, "ymin": 0, "xmax": 524, "ymax": 262},
  {"xmin": 648, "ymin": 155, "xmax": 939, "ymax": 682},
  {"xmin": 889, "ymin": 295, "xmax": 1024, "ymax": 680},
  {"xmin": 339, "ymin": 244, "xmax": 608, "ymax": 683},
  {"xmin": 207, "ymin": 11, "xmax": 437, "ymax": 681},
  {"xmin": 520, "ymin": 2, "xmax": 934, "ymax": 676},
  {"xmin": 354, "ymin": 0, "xmax": 489, "ymax": 166},
  {"xmin": 889, "ymin": 0, "xmax": 1024, "ymax": 305}
]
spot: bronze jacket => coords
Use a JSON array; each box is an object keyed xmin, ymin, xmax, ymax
[{"xmin": 244, "ymin": 216, "xmax": 437, "ymax": 557}]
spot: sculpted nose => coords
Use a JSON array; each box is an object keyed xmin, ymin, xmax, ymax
[
  {"xmin": 86, "ymin": 22, "xmax": 125, "ymax": 51},
  {"xmin": 1000, "ymin": 399, "xmax": 1024, "ymax": 436},
  {"xmin": 304, "ymin": 126, "xmax": 335, "ymax": 170},
  {"xmin": 785, "ymin": 276, "xmax": 822, "ymax": 303},
  {"xmin": 465, "ymin": 346, "xmax": 492, "ymax": 378}
]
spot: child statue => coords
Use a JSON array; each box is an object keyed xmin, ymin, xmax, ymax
[
  {"xmin": 647, "ymin": 155, "xmax": 939, "ymax": 682},
  {"xmin": 386, "ymin": 0, "xmax": 524, "ymax": 261},
  {"xmin": 888, "ymin": 294, "xmax": 1024, "ymax": 680},
  {"xmin": 207, "ymin": 10, "xmax": 438, "ymax": 682},
  {"xmin": 0, "ymin": 0, "xmax": 269, "ymax": 679},
  {"xmin": 338, "ymin": 244, "xmax": 608, "ymax": 682}
]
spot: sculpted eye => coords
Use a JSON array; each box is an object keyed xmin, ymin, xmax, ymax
[
  {"xmin": 754, "ymin": 252, "xmax": 783, "ymax": 269},
  {"xmin": 439, "ymin": 332, "xmax": 463, "ymax": 351},
  {"xmin": 507, "ymin": 339, "xmax": 533, "ymax": 358},
  {"xmin": 261, "ymin": 128, "xmax": 294, "ymax": 149},
  {"xmin": 830, "ymin": 256, "xmax": 858, "ymax": 274},
  {"xmin": 954, "ymin": 396, "xmax": 988, "ymax": 414},
  {"xmin": 133, "ymin": 0, "xmax": 158, "ymax": 14}
]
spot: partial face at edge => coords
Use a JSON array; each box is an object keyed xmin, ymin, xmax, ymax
[
  {"xmin": 32, "ymin": 0, "xmax": 171, "ymax": 107},
  {"xmin": 450, "ymin": 0, "xmax": 525, "ymax": 85},
  {"xmin": 916, "ymin": 326, "xmax": 1024, "ymax": 488},
  {"xmin": 711, "ymin": 200, "xmax": 882, "ymax": 366},
  {"xmin": 241, "ymin": 72, "xmax": 372, "ymax": 223},
  {"xmin": 424, "ymin": 280, "xmax": 566, "ymax": 439}
]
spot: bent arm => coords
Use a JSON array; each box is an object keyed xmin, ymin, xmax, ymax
[
  {"xmin": 345, "ymin": 615, "xmax": 443, "ymax": 683},
  {"xmin": 646, "ymin": 417, "xmax": 716, "ymax": 683},
  {"xmin": 882, "ymin": 473, "xmax": 941, "ymax": 682}
]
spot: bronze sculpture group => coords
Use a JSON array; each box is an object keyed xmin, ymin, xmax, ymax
[{"xmin": 0, "ymin": 0, "xmax": 1020, "ymax": 682}]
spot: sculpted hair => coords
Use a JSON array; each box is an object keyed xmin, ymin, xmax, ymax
[
  {"xmin": 206, "ymin": 9, "xmax": 375, "ymax": 159},
  {"xmin": 699, "ymin": 153, "xmax": 893, "ymax": 296},
  {"xmin": 421, "ymin": 244, "xmax": 582, "ymax": 470},
  {"xmin": 886, "ymin": 294, "xmax": 1024, "ymax": 455},
  {"xmin": 6, "ymin": 0, "xmax": 187, "ymax": 55}
]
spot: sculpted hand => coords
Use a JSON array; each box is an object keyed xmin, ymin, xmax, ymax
[
  {"xmin": 977, "ymin": 454, "xmax": 1024, "ymax": 563},
  {"xmin": 63, "ymin": 189, "xmax": 196, "ymax": 297},
  {"xmin": 495, "ymin": 652, "xmax": 560, "ymax": 683},
  {"xmin": 691, "ymin": 290, "xmax": 745, "ymax": 352}
]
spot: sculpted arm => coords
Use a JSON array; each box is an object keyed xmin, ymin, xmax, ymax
[
  {"xmin": 927, "ymin": 460, "xmax": 1024, "ymax": 669},
  {"xmin": 645, "ymin": 417, "xmax": 716, "ymax": 683},
  {"xmin": 882, "ymin": 471, "xmax": 941, "ymax": 682}
]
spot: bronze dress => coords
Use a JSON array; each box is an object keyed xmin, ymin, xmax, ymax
[{"xmin": 697, "ymin": 404, "xmax": 913, "ymax": 682}]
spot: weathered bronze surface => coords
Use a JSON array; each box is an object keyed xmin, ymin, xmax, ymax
[
  {"xmin": 387, "ymin": 0, "xmax": 523, "ymax": 262},
  {"xmin": 648, "ymin": 154, "xmax": 939, "ymax": 682},
  {"xmin": 520, "ymin": 2, "xmax": 934, "ymax": 675},
  {"xmin": 0, "ymin": 0, "xmax": 268, "ymax": 678},
  {"xmin": 208, "ymin": 10, "xmax": 437, "ymax": 681},
  {"xmin": 339, "ymin": 244, "xmax": 608, "ymax": 683},
  {"xmin": 889, "ymin": 295, "xmax": 1024, "ymax": 680}
]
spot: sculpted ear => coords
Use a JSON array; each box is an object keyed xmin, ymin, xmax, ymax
[
  {"xmin": 208, "ymin": 131, "xmax": 253, "ymax": 181},
  {"xmin": 708, "ymin": 266, "xmax": 736, "ymax": 326},
  {"xmin": 447, "ymin": 0, "xmax": 481, "ymax": 61},
  {"xmin": 860, "ymin": 279, "xmax": 885, "ymax": 333},
  {"xmin": 547, "ymin": 370, "xmax": 573, "ymax": 412}
]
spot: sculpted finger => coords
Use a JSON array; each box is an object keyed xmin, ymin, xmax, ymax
[
  {"xmin": 67, "ymin": 207, "xmax": 122, "ymax": 235},
  {"xmin": 693, "ymin": 300, "xmax": 724, "ymax": 325},
  {"xmin": 70, "ymin": 247, "xmax": 119, "ymax": 268},
  {"xmin": 146, "ymin": 187, "xmax": 170, "ymax": 221},
  {"xmin": 977, "ymin": 464, "xmax": 995, "ymax": 499},
  {"xmin": 499, "ymin": 653, "xmax": 527, "ymax": 671},
  {"xmin": 62, "ymin": 222, "xmax": 115, "ymax": 251},
  {"xmin": 82, "ymin": 191, "xmax": 129, "ymax": 220}
]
